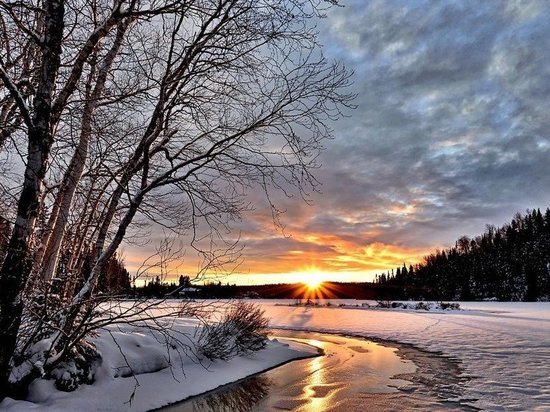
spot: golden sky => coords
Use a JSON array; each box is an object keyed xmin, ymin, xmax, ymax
[
  {"xmin": 125, "ymin": 0, "xmax": 550, "ymax": 286},
  {"xmin": 124, "ymin": 205, "xmax": 434, "ymax": 286}
]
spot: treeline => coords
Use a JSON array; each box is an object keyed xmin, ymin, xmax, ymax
[
  {"xmin": 130, "ymin": 281, "xmax": 408, "ymax": 300},
  {"xmin": 133, "ymin": 279, "xmax": 240, "ymax": 299},
  {"xmin": 376, "ymin": 208, "xmax": 550, "ymax": 301}
]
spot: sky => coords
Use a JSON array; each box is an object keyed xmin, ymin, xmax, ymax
[{"xmin": 127, "ymin": 0, "xmax": 550, "ymax": 285}]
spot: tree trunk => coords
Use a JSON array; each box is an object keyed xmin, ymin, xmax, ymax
[
  {"xmin": 0, "ymin": 0, "xmax": 65, "ymax": 399},
  {"xmin": 40, "ymin": 20, "xmax": 131, "ymax": 283}
]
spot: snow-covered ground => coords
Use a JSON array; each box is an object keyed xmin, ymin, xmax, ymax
[
  {"xmin": 261, "ymin": 300, "xmax": 550, "ymax": 411},
  {"xmin": 2, "ymin": 300, "xmax": 549, "ymax": 411},
  {"xmin": 0, "ymin": 316, "xmax": 317, "ymax": 412}
]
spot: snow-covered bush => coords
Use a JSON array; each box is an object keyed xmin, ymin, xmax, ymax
[
  {"xmin": 376, "ymin": 300, "xmax": 392, "ymax": 308},
  {"xmin": 7, "ymin": 289, "xmax": 103, "ymax": 394},
  {"xmin": 374, "ymin": 301, "xmax": 461, "ymax": 311},
  {"xmin": 49, "ymin": 342, "xmax": 101, "ymax": 392},
  {"xmin": 198, "ymin": 301, "xmax": 269, "ymax": 361},
  {"xmin": 9, "ymin": 337, "xmax": 101, "ymax": 395},
  {"xmin": 439, "ymin": 302, "xmax": 461, "ymax": 310},
  {"xmin": 414, "ymin": 301, "xmax": 433, "ymax": 311}
]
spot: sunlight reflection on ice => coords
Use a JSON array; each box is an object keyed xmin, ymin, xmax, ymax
[
  {"xmin": 304, "ymin": 339, "xmax": 332, "ymax": 411},
  {"xmin": 160, "ymin": 330, "xmax": 470, "ymax": 412}
]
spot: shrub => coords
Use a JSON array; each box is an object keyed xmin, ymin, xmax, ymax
[
  {"xmin": 376, "ymin": 300, "xmax": 392, "ymax": 308},
  {"xmin": 49, "ymin": 342, "xmax": 101, "ymax": 392},
  {"xmin": 414, "ymin": 301, "xmax": 433, "ymax": 311},
  {"xmin": 198, "ymin": 301, "xmax": 269, "ymax": 361},
  {"xmin": 439, "ymin": 302, "xmax": 461, "ymax": 310}
]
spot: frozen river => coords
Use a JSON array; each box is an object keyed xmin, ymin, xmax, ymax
[{"xmin": 161, "ymin": 330, "xmax": 473, "ymax": 411}]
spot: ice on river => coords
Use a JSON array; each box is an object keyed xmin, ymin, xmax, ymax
[{"xmin": 261, "ymin": 300, "xmax": 550, "ymax": 411}]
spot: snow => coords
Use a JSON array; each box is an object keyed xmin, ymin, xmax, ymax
[
  {"xmin": 0, "ymin": 316, "xmax": 317, "ymax": 412},
  {"xmin": 2, "ymin": 300, "xmax": 549, "ymax": 411},
  {"xmin": 260, "ymin": 300, "xmax": 550, "ymax": 411},
  {"xmin": 282, "ymin": 299, "xmax": 462, "ymax": 311}
]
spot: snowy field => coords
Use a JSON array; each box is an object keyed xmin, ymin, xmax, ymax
[
  {"xmin": 262, "ymin": 300, "xmax": 550, "ymax": 411},
  {"xmin": 2, "ymin": 300, "xmax": 549, "ymax": 411},
  {"xmin": 0, "ymin": 314, "xmax": 317, "ymax": 412}
]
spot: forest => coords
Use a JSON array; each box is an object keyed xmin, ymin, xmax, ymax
[{"xmin": 376, "ymin": 208, "xmax": 550, "ymax": 301}]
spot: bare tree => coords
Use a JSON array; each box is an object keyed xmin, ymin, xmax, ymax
[
  {"xmin": 0, "ymin": 0, "xmax": 66, "ymax": 397},
  {"xmin": 37, "ymin": 18, "xmax": 132, "ymax": 283},
  {"xmin": 0, "ymin": 0, "xmax": 353, "ymax": 398}
]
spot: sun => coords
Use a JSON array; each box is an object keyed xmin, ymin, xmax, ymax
[
  {"xmin": 306, "ymin": 279, "xmax": 322, "ymax": 290},
  {"xmin": 303, "ymin": 272, "xmax": 324, "ymax": 290},
  {"xmin": 296, "ymin": 270, "xmax": 339, "ymax": 299}
]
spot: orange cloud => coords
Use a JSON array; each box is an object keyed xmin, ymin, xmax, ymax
[
  {"xmin": 125, "ymin": 231, "xmax": 430, "ymax": 285},
  {"xmin": 201, "ymin": 233, "xmax": 426, "ymax": 284},
  {"xmin": 123, "ymin": 199, "xmax": 435, "ymax": 285}
]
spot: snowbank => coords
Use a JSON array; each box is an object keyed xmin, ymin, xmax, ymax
[
  {"xmin": 281, "ymin": 299, "xmax": 462, "ymax": 311},
  {"xmin": 0, "ymin": 317, "xmax": 317, "ymax": 412}
]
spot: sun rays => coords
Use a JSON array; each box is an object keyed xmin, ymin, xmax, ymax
[
  {"xmin": 294, "ymin": 270, "xmax": 346, "ymax": 300},
  {"xmin": 303, "ymin": 271, "xmax": 324, "ymax": 291}
]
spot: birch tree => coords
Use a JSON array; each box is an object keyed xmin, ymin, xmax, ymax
[{"xmin": 0, "ymin": 0, "xmax": 353, "ymax": 398}]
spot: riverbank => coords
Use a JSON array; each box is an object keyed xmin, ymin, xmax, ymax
[
  {"xmin": 3, "ymin": 300, "xmax": 549, "ymax": 411},
  {"xmin": 0, "ymin": 319, "xmax": 317, "ymax": 412}
]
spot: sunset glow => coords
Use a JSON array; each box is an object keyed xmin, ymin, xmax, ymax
[
  {"xmin": 304, "ymin": 273, "xmax": 324, "ymax": 291},
  {"xmin": 124, "ymin": 232, "xmax": 434, "ymax": 286},
  {"xmin": 123, "ymin": 0, "xmax": 550, "ymax": 288}
]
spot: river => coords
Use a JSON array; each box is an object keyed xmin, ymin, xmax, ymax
[{"xmin": 159, "ymin": 330, "xmax": 475, "ymax": 411}]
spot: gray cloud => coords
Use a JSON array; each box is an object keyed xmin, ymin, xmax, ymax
[
  {"xmin": 128, "ymin": 1, "xmax": 550, "ymax": 280},
  {"xmin": 292, "ymin": 0, "xmax": 550, "ymax": 251}
]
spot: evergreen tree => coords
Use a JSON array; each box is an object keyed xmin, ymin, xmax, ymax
[{"xmin": 382, "ymin": 208, "xmax": 550, "ymax": 301}]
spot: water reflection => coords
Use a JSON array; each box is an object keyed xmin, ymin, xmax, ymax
[
  {"xmin": 304, "ymin": 339, "xmax": 332, "ymax": 411},
  {"xmin": 160, "ymin": 331, "xmax": 472, "ymax": 412},
  {"xmin": 162, "ymin": 374, "xmax": 271, "ymax": 412},
  {"xmin": 191, "ymin": 375, "xmax": 270, "ymax": 412}
]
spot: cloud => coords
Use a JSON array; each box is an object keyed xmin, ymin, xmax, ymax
[
  {"xmin": 308, "ymin": 0, "xmax": 550, "ymax": 239},
  {"xmin": 127, "ymin": 1, "xmax": 550, "ymax": 283}
]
